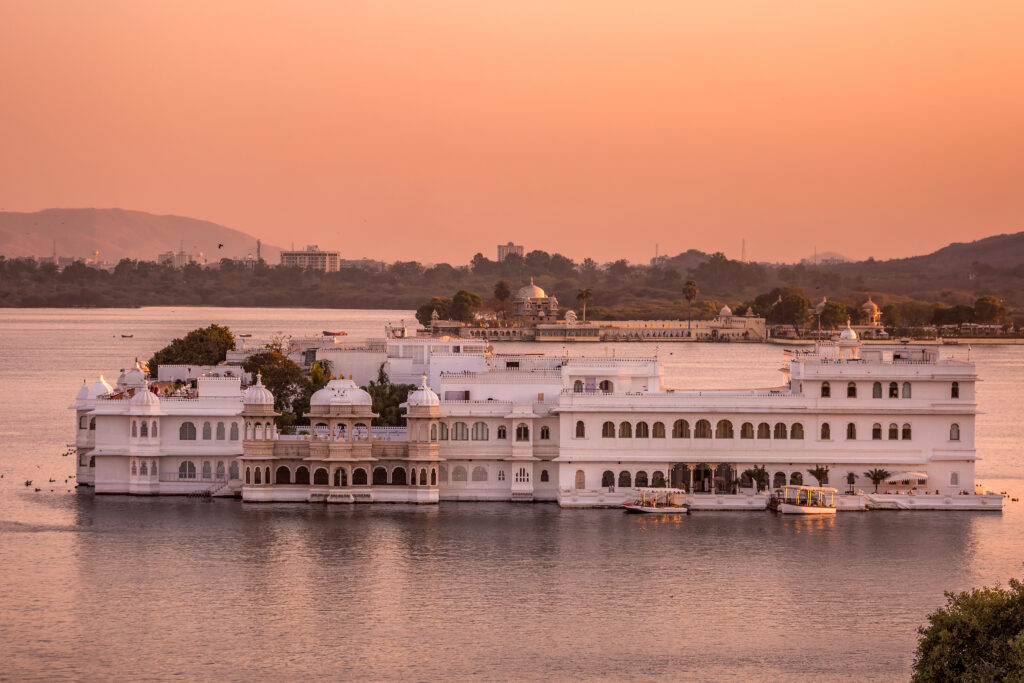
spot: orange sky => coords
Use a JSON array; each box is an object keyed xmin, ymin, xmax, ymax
[{"xmin": 2, "ymin": 1, "xmax": 1022, "ymax": 264}]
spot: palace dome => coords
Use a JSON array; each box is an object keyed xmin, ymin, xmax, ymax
[
  {"xmin": 309, "ymin": 387, "xmax": 335, "ymax": 407},
  {"xmin": 243, "ymin": 374, "xmax": 275, "ymax": 405},
  {"xmin": 75, "ymin": 380, "xmax": 89, "ymax": 402},
  {"xmin": 343, "ymin": 387, "xmax": 373, "ymax": 406},
  {"xmin": 122, "ymin": 361, "xmax": 147, "ymax": 388},
  {"xmin": 839, "ymin": 320, "xmax": 858, "ymax": 341},
  {"xmin": 862, "ymin": 298, "xmax": 879, "ymax": 313},
  {"xmin": 310, "ymin": 378, "xmax": 372, "ymax": 407},
  {"xmin": 87, "ymin": 374, "xmax": 114, "ymax": 399},
  {"xmin": 130, "ymin": 383, "xmax": 161, "ymax": 407},
  {"xmin": 515, "ymin": 278, "xmax": 546, "ymax": 300},
  {"xmin": 407, "ymin": 375, "xmax": 440, "ymax": 407},
  {"xmin": 719, "ymin": 304, "xmax": 733, "ymax": 317}
]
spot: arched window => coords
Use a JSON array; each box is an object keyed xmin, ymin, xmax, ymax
[
  {"xmin": 431, "ymin": 469, "xmax": 437, "ymax": 485},
  {"xmin": 392, "ymin": 467, "xmax": 408, "ymax": 485},
  {"xmin": 846, "ymin": 423, "xmax": 856, "ymax": 440},
  {"xmin": 274, "ymin": 466, "xmax": 291, "ymax": 484},
  {"xmin": 471, "ymin": 422, "xmax": 489, "ymax": 440},
  {"xmin": 790, "ymin": 472, "xmax": 804, "ymax": 485},
  {"xmin": 791, "ymin": 423, "xmax": 804, "ymax": 439},
  {"xmin": 635, "ymin": 471, "xmax": 649, "ymax": 487},
  {"xmin": 652, "ymin": 422, "xmax": 665, "ymax": 438},
  {"xmin": 847, "ymin": 382, "xmax": 857, "ymax": 398},
  {"xmin": 516, "ymin": 423, "xmax": 530, "ymax": 441},
  {"xmin": 202, "ymin": 422, "xmax": 212, "ymax": 440},
  {"xmin": 140, "ymin": 421, "xmax": 148, "ymax": 437},
  {"xmin": 573, "ymin": 380, "xmax": 583, "ymax": 393},
  {"xmin": 902, "ymin": 382, "xmax": 912, "ymax": 398},
  {"xmin": 131, "ymin": 460, "xmax": 137, "ymax": 475},
  {"xmin": 716, "ymin": 420, "xmax": 734, "ymax": 439},
  {"xmin": 951, "ymin": 382, "xmax": 959, "ymax": 399},
  {"xmin": 672, "ymin": 420, "xmax": 690, "ymax": 438},
  {"xmin": 821, "ymin": 423, "xmax": 831, "ymax": 440},
  {"xmin": 452, "ymin": 422, "xmax": 469, "ymax": 440},
  {"xmin": 201, "ymin": 461, "xmax": 212, "ymax": 479},
  {"xmin": 245, "ymin": 467, "xmax": 251, "ymax": 484},
  {"xmin": 372, "ymin": 467, "xmax": 388, "ymax": 485},
  {"xmin": 619, "ymin": 422, "xmax": 632, "ymax": 438},
  {"xmin": 264, "ymin": 466, "xmax": 270, "ymax": 483},
  {"xmin": 821, "ymin": 382, "xmax": 831, "ymax": 398},
  {"xmin": 740, "ymin": 422, "xmax": 754, "ymax": 439},
  {"xmin": 872, "ymin": 423, "xmax": 882, "ymax": 440},
  {"xmin": 540, "ymin": 426, "xmax": 551, "ymax": 440},
  {"xmin": 79, "ymin": 415, "xmax": 88, "ymax": 430},
  {"xmin": 439, "ymin": 423, "xmax": 449, "ymax": 440},
  {"xmin": 872, "ymin": 382, "xmax": 882, "ymax": 398},
  {"xmin": 950, "ymin": 423, "xmax": 960, "ymax": 441},
  {"xmin": 451, "ymin": 466, "xmax": 467, "ymax": 482},
  {"xmin": 540, "ymin": 470, "xmax": 549, "ymax": 482},
  {"xmin": 333, "ymin": 468, "xmax": 346, "ymax": 486},
  {"xmin": 419, "ymin": 469, "xmax": 427, "ymax": 485},
  {"xmin": 496, "ymin": 425, "xmax": 506, "ymax": 440},
  {"xmin": 313, "ymin": 468, "xmax": 328, "ymax": 485},
  {"xmin": 599, "ymin": 380, "xmax": 613, "ymax": 392},
  {"xmin": 254, "ymin": 467, "xmax": 261, "ymax": 484},
  {"xmin": 215, "ymin": 461, "xmax": 225, "ymax": 479},
  {"xmin": 888, "ymin": 423, "xmax": 899, "ymax": 440},
  {"xmin": 471, "ymin": 466, "xmax": 488, "ymax": 482},
  {"xmin": 694, "ymin": 420, "xmax": 712, "ymax": 439},
  {"xmin": 757, "ymin": 422, "xmax": 771, "ymax": 439},
  {"xmin": 773, "ymin": 472, "xmax": 787, "ymax": 489},
  {"xmin": 230, "ymin": 422, "xmax": 239, "ymax": 440},
  {"xmin": 140, "ymin": 461, "xmax": 148, "ymax": 475},
  {"xmin": 229, "ymin": 462, "xmax": 239, "ymax": 480},
  {"xmin": 902, "ymin": 423, "xmax": 912, "ymax": 440},
  {"xmin": 216, "ymin": 422, "xmax": 225, "ymax": 440},
  {"xmin": 950, "ymin": 472, "xmax": 959, "ymax": 486},
  {"xmin": 178, "ymin": 461, "xmax": 196, "ymax": 479},
  {"xmin": 575, "ymin": 421, "xmax": 586, "ymax": 438},
  {"xmin": 651, "ymin": 471, "xmax": 666, "ymax": 487},
  {"xmin": 254, "ymin": 423, "xmax": 263, "ymax": 440},
  {"xmin": 889, "ymin": 382, "xmax": 899, "ymax": 398},
  {"xmin": 773, "ymin": 423, "xmax": 787, "ymax": 439},
  {"xmin": 352, "ymin": 468, "xmax": 367, "ymax": 485},
  {"xmin": 574, "ymin": 470, "xmax": 586, "ymax": 489},
  {"xmin": 131, "ymin": 421, "xmax": 138, "ymax": 437},
  {"xmin": 618, "ymin": 471, "xmax": 631, "ymax": 488},
  {"xmin": 430, "ymin": 423, "xmax": 438, "ymax": 441},
  {"xmin": 602, "ymin": 470, "xmax": 614, "ymax": 488},
  {"xmin": 89, "ymin": 417, "xmax": 96, "ymax": 430},
  {"xmin": 635, "ymin": 422, "xmax": 649, "ymax": 438}
]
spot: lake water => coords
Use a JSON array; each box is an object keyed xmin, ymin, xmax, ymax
[{"xmin": 1, "ymin": 308, "xmax": 1021, "ymax": 681}]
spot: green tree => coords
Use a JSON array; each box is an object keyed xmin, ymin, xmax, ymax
[
  {"xmin": 820, "ymin": 301, "xmax": 848, "ymax": 329},
  {"xmin": 863, "ymin": 468, "xmax": 892, "ymax": 493},
  {"xmin": 450, "ymin": 289, "xmax": 483, "ymax": 323},
  {"xmin": 492, "ymin": 280, "xmax": 512, "ymax": 319},
  {"xmin": 807, "ymin": 465, "xmax": 830, "ymax": 487},
  {"xmin": 243, "ymin": 348, "xmax": 312, "ymax": 424},
  {"xmin": 309, "ymin": 359, "xmax": 333, "ymax": 390},
  {"xmin": 683, "ymin": 280, "xmax": 699, "ymax": 329},
  {"xmin": 912, "ymin": 577, "xmax": 1024, "ymax": 682},
  {"xmin": 415, "ymin": 297, "xmax": 452, "ymax": 327},
  {"xmin": 770, "ymin": 293, "xmax": 811, "ymax": 336},
  {"xmin": 576, "ymin": 288, "xmax": 593, "ymax": 322},
  {"xmin": 881, "ymin": 303, "xmax": 901, "ymax": 327},
  {"xmin": 742, "ymin": 465, "xmax": 769, "ymax": 492},
  {"xmin": 363, "ymin": 364, "xmax": 414, "ymax": 426},
  {"xmin": 974, "ymin": 295, "xmax": 1008, "ymax": 325},
  {"xmin": 147, "ymin": 324, "xmax": 235, "ymax": 377}
]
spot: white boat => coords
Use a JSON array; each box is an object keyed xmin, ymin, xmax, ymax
[
  {"xmin": 622, "ymin": 487, "xmax": 690, "ymax": 514},
  {"xmin": 769, "ymin": 485, "xmax": 838, "ymax": 515}
]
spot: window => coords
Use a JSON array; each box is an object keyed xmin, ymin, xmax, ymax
[
  {"xmin": 573, "ymin": 380, "xmax": 583, "ymax": 393},
  {"xmin": 352, "ymin": 468, "xmax": 368, "ymax": 485},
  {"xmin": 452, "ymin": 422, "xmax": 469, "ymax": 440},
  {"xmin": 246, "ymin": 467, "xmax": 251, "ymax": 484},
  {"xmin": 430, "ymin": 423, "xmax": 438, "ymax": 441},
  {"xmin": 950, "ymin": 423, "xmax": 960, "ymax": 441},
  {"xmin": 420, "ymin": 469, "xmax": 427, "ymax": 486},
  {"xmin": 652, "ymin": 471, "xmax": 666, "ymax": 487},
  {"xmin": 599, "ymin": 380, "xmax": 614, "ymax": 392},
  {"xmin": 872, "ymin": 423, "xmax": 882, "ymax": 440},
  {"xmin": 230, "ymin": 423, "xmax": 239, "ymax": 440},
  {"xmin": 791, "ymin": 423, "xmax": 804, "ymax": 439},
  {"xmin": 496, "ymin": 425, "xmax": 506, "ymax": 440},
  {"xmin": 179, "ymin": 422, "xmax": 197, "ymax": 440},
  {"xmin": 178, "ymin": 461, "xmax": 196, "ymax": 479},
  {"xmin": 202, "ymin": 461, "xmax": 212, "ymax": 479},
  {"xmin": 131, "ymin": 460, "xmax": 137, "ymax": 475},
  {"xmin": 821, "ymin": 423, "xmax": 831, "ymax": 440},
  {"xmin": 216, "ymin": 422, "xmax": 225, "ymax": 440},
  {"xmin": 672, "ymin": 419, "xmax": 690, "ymax": 438},
  {"xmin": 79, "ymin": 415, "xmax": 88, "ymax": 430},
  {"xmin": 254, "ymin": 468, "xmax": 261, "ymax": 484},
  {"xmin": 439, "ymin": 422, "xmax": 449, "ymax": 440},
  {"xmin": 635, "ymin": 471, "xmax": 649, "ymax": 487},
  {"xmin": 790, "ymin": 472, "xmax": 804, "ymax": 485},
  {"xmin": 216, "ymin": 461, "xmax": 225, "ymax": 479},
  {"xmin": 740, "ymin": 422, "xmax": 754, "ymax": 439},
  {"xmin": 773, "ymin": 423, "xmax": 787, "ymax": 439},
  {"xmin": 652, "ymin": 422, "xmax": 665, "ymax": 438},
  {"xmin": 140, "ymin": 461, "xmax": 147, "ymax": 475},
  {"xmin": 889, "ymin": 382, "xmax": 899, "ymax": 398},
  {"xmin": 601, "ymin": 470, "xmax": 614, "ymax": 487},
  {"xmin": 618, "ymin": 471, "xmax": 631, "ymax": 488},
  {"xmin": 152, "ymin": 421, "xmax": 158, "ymax": 437},
  {"xmin": 847, "ymin": 382, "xmax": 857, "ymax": 398},
  {"xmin": 540, "ymin": 469, "xmax": 549, "ymax": 482},
  {"xmin": 902, "ymin": 382, "xmax": 912, "ymax": 398},
  {"xmin": 635, "ymin": 422, "xmax": 649, "ymax": 438},
  {"xmin": 950, "ymin": 472, "xmax": 959, "ymax": 486},
  {"xmin": 310, "ymin": 468, "xmax": 328, "ymax": 485},
  {"xmin": 131, "ymin": 421, "xmax": 138, "ymax": 437},
  {"xmin": 757, "ymin": 422, "xmax": 771, "ymax": 439},
  {"xmin": 821, "ymin": 382, "xmax": 831, "ymax": 398},
  {"xmin": 471, "ymin": 422, "xmax": 489, "ymax": 440},
  {"xmin": 888, "ymin": 423, "xmax": 899, "ymax": 440},
  {"xmin": 716, "ymin": 420, "xmax": 734, "ymax": 439},
  {"xmin": 574, "ymin": 470, "xmax": 586, "ymax": 489},
  {"xmin": 276, "ymin": 465, "xmax": 292, "ymax": 484},
  {"xmin": 575, "ymin": 421, "xmax": 586, "ymax": 438},
  {"xmin": 431, "ymin": 469, "xmax": 437, "ymax": 485},
  {"xmin": 497, "ymin": 470, "xmax": 505, "ymax": 481},
  {"xmin": 601, "ymin": 421, "xmax": 615, "ymax": 438},
  {"xmin": 872, "ymin": 382, "xmax": 882, "ymax": 399},
  {"xmin": 229, "ymin": 462, "xmax": 239, "ymax": 479},
  {"xmin": 846, "ymin": 423, "xmax": 856, "ymax": 440},
  {"xmin": 372, "ymin": 467, "xmax": 388, "ymax": 485},
  {"xmin": 516, "ymin": 423, "xmax": 530, "ymax": 441},
  {"xmin": 540, "ymin": 426, "xmax": 551, "ymax": 440},
  {"xmin": 694, "ymin": 420, "xmax": 712, "ymax": 439},
  {"xmin": 388, "ymin": 467, "xmax": 405, "ymax": 485},
  {"xmin": 619, "ymin": 422, "xmax": 632, "ymax": 438},
  {"xmin": 902, "ymin": 423, "xmax": 912, "ymax": 440},
  {"xmin": 951, "ymin": 381, "xmax": 959, "ymax": 399},
  {"xmin": 202, "ymin": 422, "xmax": 212, "ymax": 440},
  {"xmin": 89, "ymin": 417, "xmax": 96, "ymax": 430}
]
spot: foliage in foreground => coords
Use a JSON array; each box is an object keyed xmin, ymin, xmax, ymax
[
  {"xmin": 913, "ymin": 577, "xmax": 1024, "ymax": 682},
  {"xmin": 147, "ymin": 324, "xmax": 235, "ymax": 377}
]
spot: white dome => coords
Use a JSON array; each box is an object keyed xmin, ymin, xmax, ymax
[
  {"xmin": 87, "ymin": 374, "xmax": 114, "ymax": 399},
  {"xmin": 75, "ymin": 380, "xmax": 89, "ymax": 401},
  {"xmin": 130, "ymin": 383, "xmax": 161, "ymax": 407},
  {"xmin": 839, "ymin": 320, "xmax": 858, "ymax": 341},
  {"xmin": 342, "ymin": 387, "xmax": 373, "ymax": 406},
  {"xmin": 116, "ymin": 369, "xmax": 128, "ymax": 389},
  {"xmin": 719, "ymin": 304, "xmax": 733, "ymax": 317},
  {"xmin": 309, "ymin": 378, "xmax": 371, "ymax": 407},
  {"xmin": 515, "ymin": 277, "xmax": 546, "ymax": 300},
  {"xmin": 243, "ymin": 374, "xmax": 275, "ymax": 405},
  {"xmin": 862, "ymin": 298, "xmax": 879, "ymax": 313},
  {"xmin": 310, "ymin": 387, "xmax": 335, "ymax": 406},
  {"xmin": 407, "ymin": 375, "xmax": 440, "ymax": 407}
]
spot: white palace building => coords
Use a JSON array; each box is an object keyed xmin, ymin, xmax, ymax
[{"xmin": 71, "ymin": 325, "xmax": 1002, "ymax": 511}]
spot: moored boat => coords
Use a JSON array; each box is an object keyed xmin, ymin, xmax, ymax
[
  {"xmin": 622, "ymin": 487, "xmax": 690, "ymax": 514},
  {"xmin": 769, "ymin": 485, "xmax": 837, "ymax": 514}
]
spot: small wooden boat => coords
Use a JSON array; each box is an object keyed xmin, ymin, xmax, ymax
[
  {"xmin": 238, "ymin": 333, "xmax": 252, "ymax": 338},
  {"xmin": 622, "ymin": 487, "xmax": 690, "ymax": 514},
  {"xmin": 24, "ymin": 480, "xmax": 32, "ymax": 486},
  {"xmin": 121, "ymin": 334, "xmax": 134, "ymax": 338},
  {"xmin": 769, "ymin": 485, "xmax": 838, "ymax": 514},
  {"xmin": 322, "ymin": 330, "xmax": 348, "ymax": 336}
]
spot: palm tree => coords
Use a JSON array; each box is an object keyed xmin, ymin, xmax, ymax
[
  {"xmin": 683, "ymin": 280, "xmax": 699, "ymax": 329},
  {"xmin": 742, "ymin": 465, "xmax": 769, "ymax": 492},
  {"xmin": 807, "ymin": 464, "xmax": 830, "ymax": 487},
  {"xmin": 864, "ymin": 468, "xmax": 892, "ymax": 493},
  {"xmin": 576, "ymin": 288, "xmax": 593, "ymax": 322},
  {"xmin": 309, "ymin": 359, "xmax": 333, "ymax": 390},
  {"xmin": 846, "ymin": 471, "xmax": 856, "ymax": 494}
]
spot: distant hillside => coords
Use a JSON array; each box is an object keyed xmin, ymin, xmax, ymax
[
  {"xmin": 889, "ymin": 231, "xmax": 1024, "ymax": 270},
  {"xmin": 0, "ymin": 208, "xmax": 280, "ymax": 262}
]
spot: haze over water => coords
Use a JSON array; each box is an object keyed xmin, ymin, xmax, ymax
[{"xmin": 1, "ymin": 308, "xmax": 1021, "ymax": 681}]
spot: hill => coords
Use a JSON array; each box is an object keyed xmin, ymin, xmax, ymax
[{"xmin": 0, "ymin": 208, "xmax": 280, "ymax": 263}]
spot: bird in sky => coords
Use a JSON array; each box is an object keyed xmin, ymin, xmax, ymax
[{"xmin": 218, "ymin": 243, "xmax": 224, "ymax": 249}]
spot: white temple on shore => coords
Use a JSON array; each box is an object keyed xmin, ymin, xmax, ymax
[{"xmin": 71, "ymin": 325, "xmax": 1001, "ymax": 511}]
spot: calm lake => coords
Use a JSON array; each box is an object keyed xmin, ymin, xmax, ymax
[{"xmin": 1, "ymin": 308, "xmax": 1021, "ymax": 681}]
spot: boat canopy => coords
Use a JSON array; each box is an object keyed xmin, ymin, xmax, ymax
[{"xmin": 886, "ymin": 472, "xmax": 928, "ymax": 483}]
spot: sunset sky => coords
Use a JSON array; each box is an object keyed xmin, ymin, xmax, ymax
[{"xmin": 2, "ymin": 1, "xmax": 1022, "ymax": 264}]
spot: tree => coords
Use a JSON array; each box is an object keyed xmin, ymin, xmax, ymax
[
  {"xmin": 912, "ymin": 577, "xmax": 1024, "ymax": 682},
  {"xmin": 881, "ymin": 303, "xmax": 901, "ymax": 328},
  {"xmin": 492, "ymin": 280, "xmax": 512, "ymax": 319},
  {"xmin": 576, "ymin": 288, "xmax": 593, "ymax": 322},
  {"xmin": 770, "ymin": 293, "xmax": 811, "ymax": 336},
  {"xmin": 243, "ymin": 348, "xmax": 312, "ymax": 425},
  {"xmin": 742, "ymin": 465, "xmax": 769, "ymax": 492},
  {"xmin": 309, "ymin": 359, "xmax": 333, "ymax": 390},
  {"xmin": 450, "ymin": 289, "xmax": 483, "ymax": 323},
  {"xmin": 820, "ymin": 301, "xmax": 848, "ymax": 329},
  {"xmin": 863, "ymin": 468, "xmax": 892, "ymax": 493},
  {"xmin": 807, "ymin": 465, "xmax": 830, "ymax": 487},
  {"xmin": 363, "ymin": 364, "xmax": 414, "ymax": 426},
  {"xmin": 846, "ymin": 471, "xmax": 857, "ymax": 494},
  {"xmin": 415, "ymin": 297, "xmax": 452, "ymax": 327},
  {"xmin": 147, "ymin": 324, "xmax": 236, "ymax": 378},
  {"xmin": 974, "ymin": 295, "xmax": 1008, "ymax": 325},
  {"xmin": 683, "ymin": 280, "xmax": 699, "ymax": 329}
]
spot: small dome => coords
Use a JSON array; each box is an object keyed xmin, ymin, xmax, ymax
[
  {"xmin": 310, "ymin": 387, "xmax": 336, "ymax": 407},
  {"xmin": 87, "ymin": 374, "xmax": 114, "ymax": 399},
  {"xmin": 122, "ymin": 360, "xmax": 147, "ymax": 388},
  {"xmin": 839, "ymin": 319, "xmax": 858, "ymax": 341},
  {"xmin": 130, "ymin": 382, "xmax": 161, "ymax": 407},
  {"xmin": 116, "ymin": 369, "xmax": 127, "ymax": 388},
  {"xmin": 75, "ymin": 380, "xmax": 89, "ymax": 401},
  {"xmin": 861, "ymin": 297, "xmax": 879, "ymax": 313},
  {"xmin": 719, "ymin": 304, "xmax": 733, "ymax": 317},
  {"xmin": 343, "ymin": 387, "xmax": 373, "ymax": 406},
  {"xmin": 515, "ymin": 277, "xmax": 546, "ymax": 300},
  {"xmin": 243, "ymin": 373, "xmax": 275, "ymax": 405},
  {"xmin": 407, "ymin": 375, "xmax": 440, "ymax": 407}
]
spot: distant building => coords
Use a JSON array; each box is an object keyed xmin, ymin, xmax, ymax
[
  {"xmin": 513, "ymin": 278, "xmax": 560, "ymax": 323},
  {"xmin": 280, "ymin": 245, "xmax": 340, "ymax": 272},
  {"xmin": 157, "ymin": 250, "xmax": 205, "ymax": 268},
  {"xmin": 497, "ymin": 242, "xmax": 524, "ymax": 262}
]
